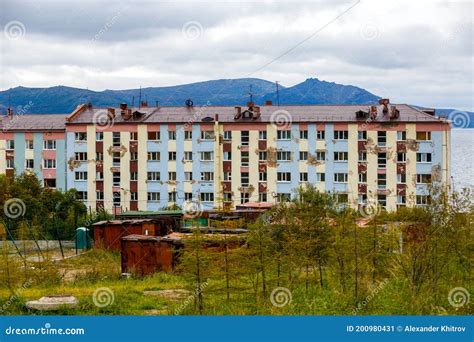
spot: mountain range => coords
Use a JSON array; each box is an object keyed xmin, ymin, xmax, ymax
[{"xmin": 0, "ymin": 78, "xmax": 472, "ymax": 127}]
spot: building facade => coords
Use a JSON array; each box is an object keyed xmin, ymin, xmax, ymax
[{"xmin": 1, "ymin": 100, "xmax": 451, "ymax": 213}]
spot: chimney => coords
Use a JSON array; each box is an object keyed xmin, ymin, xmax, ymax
[
  {"xmin": 265, "ymin": 100, "xmax": 273, "ymax": 106},
  {"xmin": 107, "ymin": 108, "xmax": 115, "ymax": 118},
  {"xmin": 214, "ymin": 114, "xmax": 219, "ymax": 121},
  {"xmin": 7, "ymin": 107, "xmax": 13, "ymax": 119},
  {"xmin": 122, "ymin": 108, "xmax": 132, "ymax": 120},
  {"xmin": 390, "ymin": 106, "xmax": 400, "ymax": 120},
  {"xmin": 140, "ymin": 101, "xmax": 148, "ymax": 108},
  {"xmin": 119, "ymin": 103, "xmax": 127, "ymax": 110},
  {"xmin": 247, "ymin": 101, "xmax": 254, "ymax": 110},
  {"xmin": 87, "ymin": 102, "xmax": 93, "ymax": 109},
  {"xmin": 253, "ymin": 106, "xmax": 261, "ymax": 120},
  {"xmin": 379, "ymin": 99, "xmax": 389, "ymax": 115},
  {"xmin": 234, "ymin": 106, "xmax": 242, "ymax": 120},
  {"xmin": 370, "ymin": 105, "xmax": 377, "ymax": 120}
]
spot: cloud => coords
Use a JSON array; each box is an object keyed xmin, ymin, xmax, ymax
[{"xmin": 0, "ymin": 0, "xmax": 472, "ymax": 110}]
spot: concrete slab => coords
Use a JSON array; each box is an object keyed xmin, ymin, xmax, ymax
[{"xmin": 26, "ymin": 295, "xmax": 78, "ymax": 311}]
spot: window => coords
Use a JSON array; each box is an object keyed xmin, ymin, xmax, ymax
[
  {"xmin": 75, "ymin": 171, "xmax": 88, "ymax": 181},
  {"xmin": 223, "ymin": 151, "xmax": 232, "ymax": 161},
  {"xmin": 334, "ymin": 152, "xmax": 348, "ymax": 161},
  {"xmin": 201, "ymin": 131, "xmax": 215, "ymax": 140},
  {"xmin": 300, "ymin": 172, "xmax": 308, "ymax": 182},
  {"xmin": 259, "ymin": 192, "xmax": 267, "ymax": 202},
  {"xmin": 416, "ymin": 131, "xmax": 431, "ymax": 141},
  {"xmin": 96, "ymin": 191, "xmax": 104, "ymax": 200},
  {"xmin": 277, "ymin": 130, "xmax": 291, "ymax": 140},
  {"xmin": 96, "ymin": 171, "xmax": 104, "ymax": 180},
  {"xmin": 259, "ymin": 151, "xmax": 267, "ymax": 161},
  {"xmin": 241, "ymin": 151, "xmax": 249, "ymax": 166},
  {"xmin": 112, "ymin": 152, "xmax": 120, "ymax": 166},
  {"xmin": 259, "ymin": 130, "xmax": 267, "ymax": 140},
  {"xmin": 147, "ymin": 171, "xmax": 160, "ymax": 181},
  {"xmin": 76, "ymin": 191, "xmax": 88, "ymax": 201},
  {"xmin": 224, "ymin": 172, "xmax": 232, "ymax": 181},
  {"xmin": 184, "ymin": 131, "xmax": 192, "ymax": 140},
  {"xmin": 201, "ymin": 172, "xmax": 214, "ymax": 182},
  {"xmin": 25, "ymin": 140, "xmax": 33, "ymax": 150},
  {"xmin": 168, "ymin": 192, "xmax": 177, "ymax": 202},
  {"xmin": 277, "ymin": 172, "xmax": 291, "ymax": 182},
  {"xmin": 416, "ymin": 153, "xmax": 432, "ymax": 163},
  {"xmin": 334, "ymin": 130, "xmax": 348, "ymax": 140},
  {"xmin": 241, "ymin": 172, "xmax": 249, "ymax": 185},
  {"xmin": 148, "ymin": 192, "xmax": 160, "ymax": 202},
  {"xmin": 75, "ymin": 132, "xmax": 87, "ymax": 141},
  {"xmin": 130, "ymin": 152, "xmax": 138, "ymax": 161},
  {"xmin": 358, "ymin": 194, "xmax": 367, "ymax": 205},
  {"xmin": 168, "ymin": 152, "xmax": 177, "ymax": 161},
  {"xmin": 223, "ymin": 193, "xmax": 232, "ymax": 202},
  {"xmin": 316, "ymin": 151, "xmax": 326, "ymax": 161},
  {"xmin": 337, "ymin": 193, "xmax": 348, "ymax": 204},
  {"xmin": 131, "ymin": 192, "xmax": 138, "ymax": 201},
  {"xmin": 6, "ymin": 159, "xmax": 14, "ymax": 169},
  {"xmin": 112, "ymin": 132, "xmax": 121, "ymax": 146},
  {"xmin": 359, "ymin": 173, "xmax": 367, "ymax": 183},
  {"xmin": 43, "ymin": 159, "xmax": 56, "ymax": 169},
  {"xmin": 168, "ymin": 172, "xmax": 177, "ymax": 181},
  {"xmin": 240, "ymin": 192, "xmax": 250, "ymax": 204},
  {"xmin": 200, "ymin": 151, "xmax": 214, "ymax": 161},
  {"xmin": 299, "ymin": 151, "xmax": 308, "ymax": 161},
  {"xmin": 397, "ymin": 152, "xmax": 406, "ymax": 163},
  {"xmin": 358, "ymin": 151, "xmax": 367, "ymax": 162},
  {"xmin": 184, "ymin": 151, "xmax": 193, "ymax": 161},
  {"xmin": 377, "ymin": 173, "xmax": 387, "ymax": 190},
  {"xmin": 378, "ymin": 153, "xmax": 387, "ymax": 168},
  {"xmin": 113, "ymin": 172, "xmax": 120, "ymax": 186},
  {"xmin": 397, "ymin": 195, "xmax": 406, "ymax": 205},
  {"xmin": 277, "ymin": 193, "xmax": 291, "ymax": 202},
  {"xmin": 416, "ymin": 174, "xmax": 432, "ymax": 184},
  {"xmin": 130, "ymin": 132, "xmax": 137, "ymax": 141},
  {"xmin": 397, "ymin": 131, "xmax": 406, "ymax": 141},
  {"xmin": 416, "ymin": 195, "xmax": 430, "ymax": 205},
  {"xmin": 377, "ymin": 131, "xmax": 386, "ymax": 147},
  {"xmin": 185, "ymin": 193, "xmax": 193, "ymax": 201},
  {"xmin": 96, "ymin": 152, "xmax": 103, "ymax": 161},
  {"xmin": 378, "ymin": 195, "xmax": 387, "ymax": 207},
  {"xmin": 113, "ymin": 192, "xmax": 121, "ymax": 206},
  {"xmin": 316, "ymin": 131, "xmax": 325, "ymax": 140},
  {"xmin": 130, "ymin": 172, "xmax": 138, "ymax": 181},
  {"xmin": 300, "ymin": 130, "xmax": 308, "ymax": 139},
  {"xmin": 240, "ymin": 131, "xmax": 249, "ymax": 146},
  {"xmin": 317, "ymin": 173, "xmax": 325, "ymax": 182},
  {"xmin": 277, "ymin": 151, "xmax": 291, "ymax": 161},
  {"xmin": 185, "ymin": 172, "xmax": 193, "ymax": 181},
  {"xmin": 148, "ymin": 131, "xmax": 160, "ymax": 141},
  {"xmin": 259, "ymin": 172, "xmax": 267, "ymax": 182},
  {"xmin": 168, "ymin": 131, "xmax": 176, "ymax": 140},
  {"xmin": 96, "ymin": 132, "xmax": 103, "ymax": 141},
  {"xmin": 6, "ymin": 140, "xmax": 14, "ymax": 150},
  {"xmin": 200, "ymin": 193, "xmax": 214, "ymax": 202},
  {"xmin": 334, "ymin": 173, "xmax": 348, "ymax": 183},
  {"xmin": 25, "ymin": 159, "xmax": 34, "ymax": 169},
  {"xmin": 397, "ymin": 173, "xmax": 406, "ymax": 184},
  {"xmin": 223, "ymin": 131, "xmax": 232, "ymax": 140},
  {"xmin": 75, "ymin": 152, "xmax": 87, "ymax": 161},
  {"xmin": 147, "ymin": 152, "xmax": 160, "ymax": 161},
  {"xmin": 358, "ymin": 131, "xmax": 367, "ymax": 141},
  {"xmin": 43, "ymin": 140, "xmax": 56, "ymax": 150}
]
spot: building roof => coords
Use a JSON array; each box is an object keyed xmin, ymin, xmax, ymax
[
  {"xmin": 1, "ymin": 114, "xmax": 66, "ymax": 131},
  {"xmin": 93, "ymin": 219, "xmax": 156, "ymax": 226},
  {"xmin": 65, "ymin": 103, "xmax": 447, "ymax": 125}
]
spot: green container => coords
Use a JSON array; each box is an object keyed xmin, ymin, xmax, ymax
[
  {"xmin": 183, "ymin": 218, "xmax": 208, "ymax": 227},
  {"xmin": 75, "ymin": 227, "xmax": 90, "ymax": 249}
]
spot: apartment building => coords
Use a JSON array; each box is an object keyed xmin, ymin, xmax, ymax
[{"xmin": 0, "ymin": 100, "xmax": 450, "ymax": 212}]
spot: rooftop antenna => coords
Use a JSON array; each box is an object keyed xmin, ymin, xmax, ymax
[
  {"xmin": 138, "ymin": 86, "xmax": 142, "ymax": 109},
  {"xmin": 276, "ymin": 81, "xmax": 281, "ymax": 106}
]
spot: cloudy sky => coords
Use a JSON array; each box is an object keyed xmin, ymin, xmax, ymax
[{"xmin": 0, "ymin": 0, "xmax": 472, "ymax": 110}]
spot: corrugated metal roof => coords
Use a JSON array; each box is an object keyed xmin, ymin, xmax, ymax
[{"xmin": 1, "ymin": 114, "xmax": 66, "ymax": 131}]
